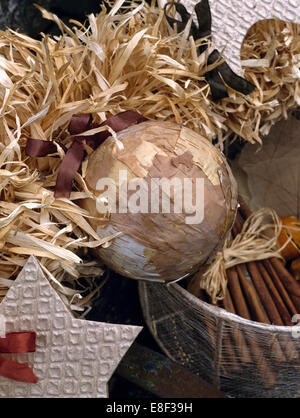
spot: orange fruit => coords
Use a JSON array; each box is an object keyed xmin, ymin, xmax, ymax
[{"xmin": 278, "ymin": 216, "xmax": 300, "ymax": 261}]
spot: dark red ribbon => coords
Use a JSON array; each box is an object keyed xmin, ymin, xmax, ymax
[
  {"xmin": 26, "ymin": 110, "xmax": 147, "ymax": 199},
  {"xmin": 0, "ymin": 332, "xmax": 38, "ymax": 383}
]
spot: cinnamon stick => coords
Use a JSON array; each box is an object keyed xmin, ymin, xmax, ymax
[
  {"xmin": 248, "ymin": 342, "xmax": 278, "ymax": 389},
  {"xmin": 256, "ymin": 261, "xmax": 293, "ymax": 326},
  {"xmin": 238, "ymin": 198, "xmax": 300, "ymax": 304},
  {"xmin": 263, "ymin": 259, "xmax": 298, "ymax": 317},
  {"xmin": 220, "ymin": 332, "xmax": 241, "ymax": 374},
  {"xmin": 236, "ymin": 264, "xmax": 270, "ymax": 324},
  {"xmin": 225, "ymin": 272, "xmax": 277, "ymax": 387},
  {"xmin": 236, "ymin": 212, "xmax": 294, "ymax": 325},
  {"xmin": 223, "ymin": 288, "xmax": 235, "ymax": 313},
  {"xmin": 196, "ymin": 288, "xmax": 240, "ymax": 373},
  {"xmin": 247, "ymin": 261, "xmax": 284, "ymax": 325},
  {"xmin": 231, "ymin": 217, "xmax": 271, "ymax": 324},
  {"xmin": 233, "ymin": 211, "xmax": 288, "ymax": 364},
  {"xmin": 224, "ymin": 288, "xmax": 252, "ymax": 365},
  {"xmin": 237, "ymin": 205, "xmax": 300, "ymax": 320},
  {"xmin": 227, "ymin": 266, "xmax": 251, "ymax": 320},
  {"xmin": 259, "ymin": 260, "xmax": 299, "ymax": 361},
  {"xmin": 270, "ymin": 257, "xmax": 300, "ymax": 311},
  {"xmin": 237, "ymin": 203, "xmax": 300, "ymax": 362}
]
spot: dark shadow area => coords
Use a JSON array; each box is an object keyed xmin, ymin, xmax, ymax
[
  {"xmin": 86, "ymin": 273, "xmax": 162, "ymax": 398},
  {"xmin": 0, "ymin": 0, "xmax": 151, "ymax": 38}
]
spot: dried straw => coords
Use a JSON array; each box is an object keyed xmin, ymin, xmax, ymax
[
  {"xmin": 199, "ymin": 208, "xmax": 283, "ymax": 304},
  {"xmin": 0, "ymin": 1, "xmax": 299, "ymax": 310}
]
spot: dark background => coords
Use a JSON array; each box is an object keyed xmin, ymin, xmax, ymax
[
  {"xmin": 88, "ymin": 273, "xmax": 161, "ymax": 398},
  {"xmin": 0, "ymin": 0, "xmax": 149, "ymax": 38},
  {"xmin": 0, "ymin": 1, "xmax": 106, "ymax": 38},
  {"xmin": 0, "ymin": 0, "xmax": 160, "ymax": 398}
]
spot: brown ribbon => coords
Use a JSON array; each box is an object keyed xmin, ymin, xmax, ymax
[
  {"xmin": 26, "ymin": 110, "xmax": 147, "ymax": 199},
  {"xmin": 205, "ymin": 49, "xmax": 256, "ymax": 100},
  {"xmin": 164, "ymin": 0, "xmax": 212, "ymax": 55}
]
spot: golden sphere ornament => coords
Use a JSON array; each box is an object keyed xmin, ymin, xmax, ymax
[{"xmin": 82, "ymin": 120, "xmax": 238, "ymax": 282}]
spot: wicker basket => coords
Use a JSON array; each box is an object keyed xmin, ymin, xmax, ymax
[{"xmin": 139, "ymin": 280, "xmax": 300, "ymax": 398}]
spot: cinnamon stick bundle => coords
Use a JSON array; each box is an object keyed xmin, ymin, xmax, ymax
[
  {"xmin": 232, "ymin": 215, "xmax": 274, "ymax": 325},
  {"xmin": 189, "ymin": 197, "xmax": 300, "ymax": 388},
  {"xmin": 263, "ymin": 259, "xmax": 298, "ymax": 317},
  {"xmin": 227, "ymin": 266, "xmax": 251, "ymax": 320},
  {"xmin": 238, "ymin": 198, "xmax": 300, "ymax": 319},
  {"xmin": 231, "ymin": 218, "xmax": 286, "ymax": 365},
  {"xmin": 236, "ymin": 264, "xmax": 270, "ymax": 324},
  {"xmin": 223, "ymin": 288, "xmax": 252, "ymax": 365},
  {"xmin": 224, "ymin": 223, "xmax": 281, "ymax": 382},
  {"xmin": 224, "ymin": 269, "xmax": 252, "ymax": 365},
  {"xmin": 270, "ymin": 257, "xmax": 300, "ymax": 312},
  {"xmin": 256, "ymin": 261, "xmax": 293, "ymax": 326},
  {"xmin": 224, "ymin": 272, "xmax": 278, "ymax": 387},
  {"xmin": 247, "ymin": 261, "xmax": 284, "ymax": 325}
]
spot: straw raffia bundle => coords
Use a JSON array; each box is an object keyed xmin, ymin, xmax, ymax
[{"xmin": 0, "ymin": 1, "xmax": 300, "ymax": 311}]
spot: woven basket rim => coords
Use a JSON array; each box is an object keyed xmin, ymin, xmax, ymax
[
  {"xmin": 169, "ymin": 282, "xmax": 296, "ymax": 334},
  {"xmin": 139, "ymin": 280, "xmax": 296, "ymax": 335}
]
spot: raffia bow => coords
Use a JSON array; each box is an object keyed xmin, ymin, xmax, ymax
[
  {"xmin": 200, "ymin": 207, "xmax": 284, "ymax": 304},
  {"xmin": 25, "ymin": 111, "xmax": 147, "ymax": 199}
]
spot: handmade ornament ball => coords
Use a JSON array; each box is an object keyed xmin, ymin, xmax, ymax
[{"xmin": 82, "ymin": 120, "xmax": 238, "ymax": 282}]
